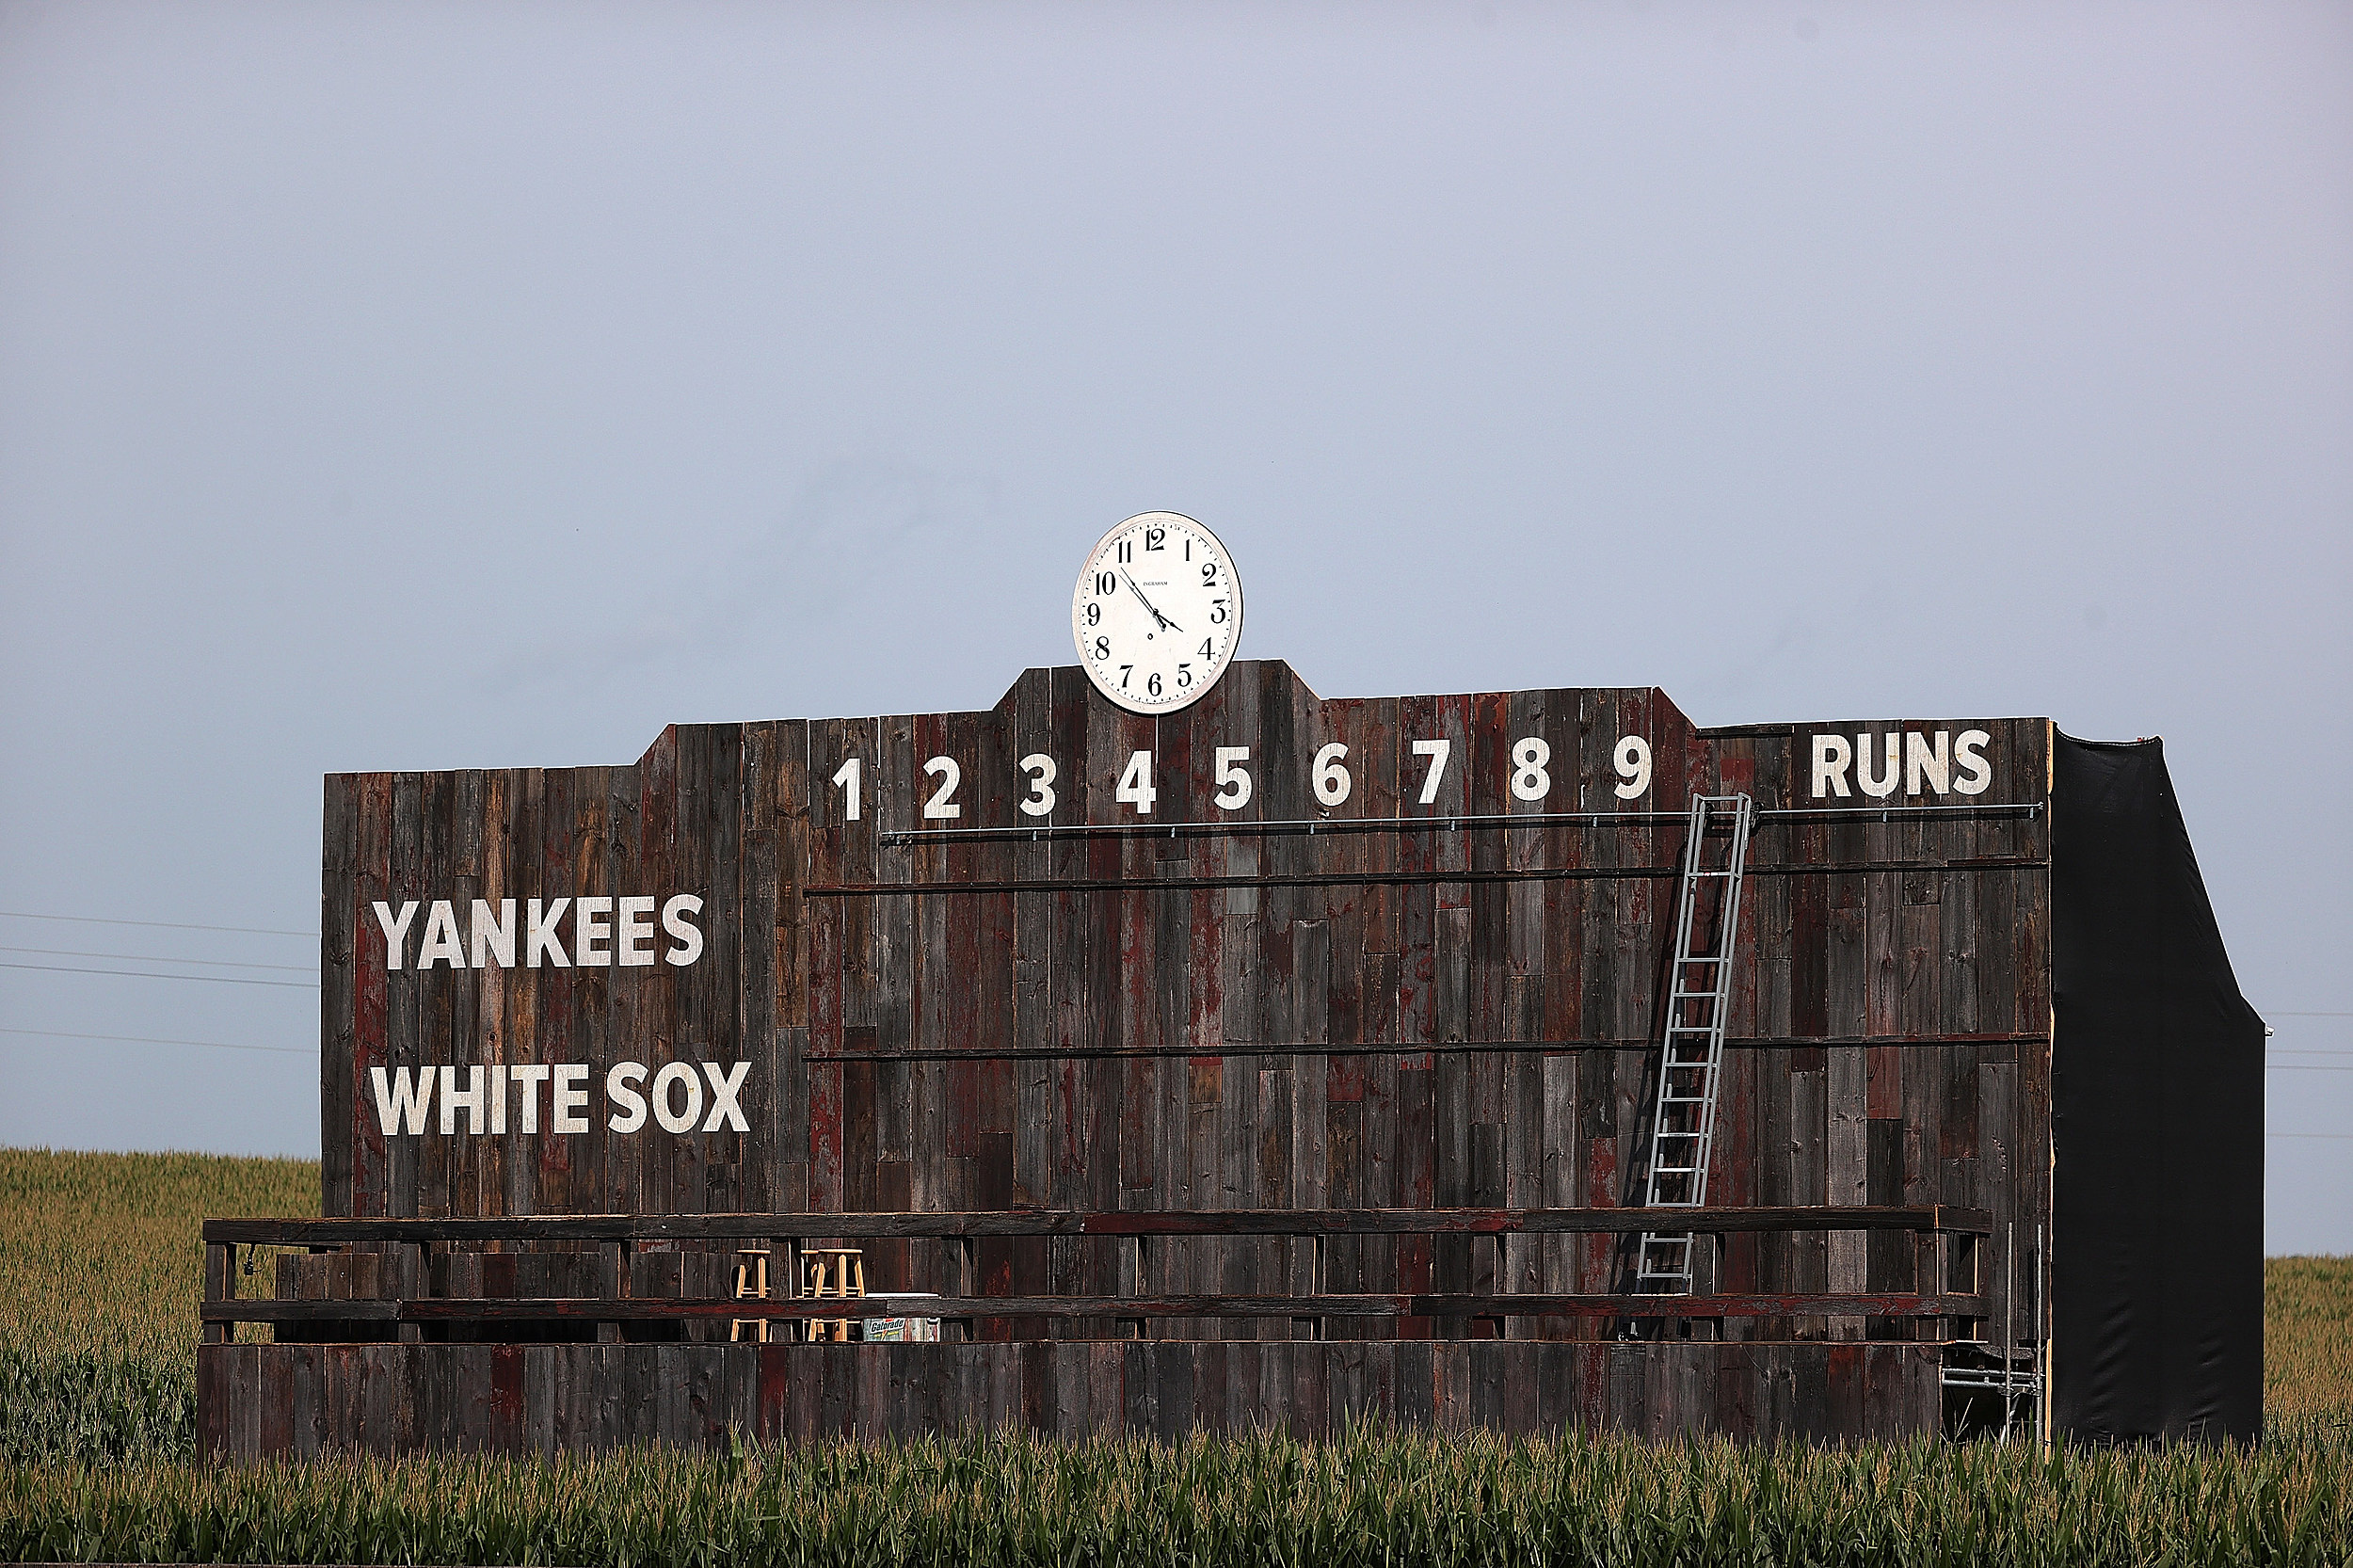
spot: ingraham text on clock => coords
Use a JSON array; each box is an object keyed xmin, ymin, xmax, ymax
[{"xmin": 824, "ymin": 728, "xmax": 1993, "ymax": 820}]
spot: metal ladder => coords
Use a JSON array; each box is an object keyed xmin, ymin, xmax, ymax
[{"xmin": 1634, "ymin": 792, "xmax": 1754, "ymax": 1295}]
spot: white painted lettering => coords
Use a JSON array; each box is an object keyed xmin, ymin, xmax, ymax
[
  {"xmin": 370, "ymin": 1064, "xmax": 434, "ymax": 1136},
  {"xmin": 489, "ymin": 1061, "xmax": 507, "ymax": 1134},
  {"xmin": 440, "ymin": 1064, "xmax": 487, "ymax": 1134},
  {"xmin": 1811, "ymin": 736, "xmax": 1852, "ymax": 799},
  {"xmin": 606, "ymin": 1062, "xmax": 648, "ymax": 1132},
  {"xmin": 616, "ymin": 896, "xmax": 656, "ymax": 967},
  {"xmin": 574, "ymin": 898, "xmax": 613, "ymax": 968},
  {"xmin": 470, "ymin": 899, "xmax": 517, "ymax": 968},
  {"xmin": 552, "ymin": 1064, "xmax": 589, "ymax": 1133},
  {"xmin": 527, "ymin": 898, "xmax": 571, "ymax": 968},
  {"xmin": 510, "ymin": 1064, "xmax": 550, "ymax": 1134},
  {"xmin": 415, "ymin": 900, "xmax": 464, "ymax": 969},
  {"xmin": 663, "ymin": 895, "xmax": 704, "ymax": 967},
  {"xmin": 651, "ymin": 1062, "xmax": 703, "ymax": 1133},
  {"xmin": 1906, "ymin": 731, "xmax": 1950, "ymax": 796},
  {"xmin": 1856, "ymin": 733, "xmax": 1900, "ymax": 799},
  {"xmin": 372, "ymin": 901, "xmax": 421, "ymax": 969},
  {"xmin": 701, "ymin": 1060, "xmax": 751, "ymax": 1132},
  {"xmin": 1953, "ymin": 729, "xmax": 1993, "ymax": 795}
]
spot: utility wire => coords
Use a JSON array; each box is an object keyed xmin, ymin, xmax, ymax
[
  {"xmin": 0, "ymin": 961, "xmax": 316, "ymax": 989},
  {"xmin": 0, "ymin": 910, "xmax": 314, "ymax": 938},
  {"xmin": 0, "ymin": 1027, "xmax": 310, "ymax": 1056},
  {"xmin": 0, "ymin": 944, "xmax": 312, "ymax": 973}
]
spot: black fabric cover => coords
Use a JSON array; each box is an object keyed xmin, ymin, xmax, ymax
[{"xmin": 2051, "ymin": 732, "xmax": 2265, "ymax": 1444}]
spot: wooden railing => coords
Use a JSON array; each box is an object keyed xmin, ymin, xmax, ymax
[{"xmin": 201, "ymin": 1205, "xmax": 1991, "ymax": 1343}]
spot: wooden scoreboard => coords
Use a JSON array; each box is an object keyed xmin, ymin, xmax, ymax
[{"xmin": 200, "ymin": 523, "xmax": 2264, "ymax": 1456}]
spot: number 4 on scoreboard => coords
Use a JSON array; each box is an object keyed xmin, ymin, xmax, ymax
[{"xmin": 1116, "ymin": 750, "xmax": 1156, "ymax": 814}]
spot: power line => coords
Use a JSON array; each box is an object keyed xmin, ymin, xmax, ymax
[
  {"xmin": 0, "ymin": 910, "xmax": 314, "ymax": 939},
  {"xmin": 0, "ymin": 944, "xmax": 312, "ymax": 973},
  {"xmin": 0, "ymin": 961, "xmax": 316, "ymax": 989},
  {"xmin": 0, "ymin": 1027, "xmax": 310, "ymax": 1057}
]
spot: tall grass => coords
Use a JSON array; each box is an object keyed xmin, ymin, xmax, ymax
[
  {"xmin": 2269, "ymin": 1256, "xmax": 2353, "ymax": 1422},
  {"xmin": 0, "ymin": 1147, "xmax": 312, "ymax": 1464},
  {"xmin": 5, "ymin": 1423, "xmax": 2348, "ymax": 1566}
]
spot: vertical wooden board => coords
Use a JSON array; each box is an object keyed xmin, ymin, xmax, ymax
[
  {"xmin": 384, "ymin": 772, "xmax": 425, "ymax": 1219},
  {"xmin": 321, "ymin": 776, "xmax": 360, "ymax": 1216},
  {"xmin": 348, "ymin": 773, "xmax": 393, "ymax": 1218},
  {"xmin": 415, "ymin": 770, "xmax": 456, "ymax": 1218}
]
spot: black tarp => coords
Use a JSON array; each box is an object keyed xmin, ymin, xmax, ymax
[{"xmin": 2051, "ymin": 732, "xmax": 2265, "ymax": 1443}]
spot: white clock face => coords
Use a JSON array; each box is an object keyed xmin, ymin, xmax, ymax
[{"xmin": 1071, "ymin": 512, "xmax": 1242, "ymax": 713}]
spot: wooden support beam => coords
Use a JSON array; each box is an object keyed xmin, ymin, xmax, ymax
[
  {"xmin": 201, "ymin": 1290, "xmax": 1986, "ymax": 1324},
  {"xmin": 203, "ymin": 1204, "xmax": 1992, "ymax": 1246}
]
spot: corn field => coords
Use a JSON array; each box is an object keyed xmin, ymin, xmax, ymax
[
  {"xmin": 2, "ymin": 1147, "xmax": 2348, "ymax": 1564},
  {"xmin": 5, "ymin": 1423, "xmax": 2349, "ymax": 1567}
]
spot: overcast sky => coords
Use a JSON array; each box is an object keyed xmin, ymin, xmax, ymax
[{"xmin": 2, "ymin": 1, "xmax": 2347, "ymax": 1251}]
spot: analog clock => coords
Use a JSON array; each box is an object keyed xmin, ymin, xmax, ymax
[{"xmin": 1071, "ymin": 512, "xmax": 1242, "ymax": 713}]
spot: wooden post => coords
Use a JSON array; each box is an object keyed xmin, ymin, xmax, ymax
[
  {"xmin": 397, "ymin": 1242, "xmax": 426, "ymax": 1344},
  {"xmin": 599, "ymin": 1240, "xmax": 628, "ymax": 1345},
  {"xmin": 201, "ymin": 1241, "xmax": 232, "ymax": 1344}
]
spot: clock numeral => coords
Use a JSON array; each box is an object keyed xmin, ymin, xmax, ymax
[
  {"xmin": 1116, "ymin": 750, "xmax": 1156, "ymax": 814},
  {"xmin": 1144, "ymin": 526, "xmax": 1165, "ymax": 552},
  {"xmin": 1095, "ymin": 571, "xmax": 1116, "ymax": 596},
  {"xmin": 1209, "ymin": 600, "xmax": 1229, "ymax": 625},
  {"xmin": 1084, "ymin": 602, "xmax": 1100, "ymax": 628},
  {"xmin": 1202, "ymin": 562, "xmax": 1218, "ymax": 585},
  {"xmin": 1614, "ymin": 736, "xmax": 1653, "ymax": 800},
  {"xmin": 1018, "ymin": 753, "xmax": 1057, "ymax": 817},
  {"xmin": 830, "ymin": 757, "xmax": 861, "ymax": 822},
  {"xmin": 1511, "ymin": 737, "xmax": 1552, "ymax": 802},
  {"xmin": 1147, "ymin": 672, "xmax": 1162, "ymax": 697},
  {"xmin": 923, "ymin": 757, "xmax": 962, "ymax": 819},
  {"xmin": 1184, "ymin": 538, "xmax": 1192, "ymax": 561},
  {"xmin": 1094, "ymin": 635, "xmax": 1111, "ymax": 661},
  {"xmin": 1176, "ymin": 663, "xmax": 1192, "ymax": 689},
  {"xmin": 1213, "ymin": 746, "xmax": 1252, "ymax": 810},
  {"xmin": 1117, "ymin": 540, "xmax": 1132, "ymax": 564},
  {"xmin": 1199, "ymin": 638, "xmax": 1213, "ymax": 659},
  {"xmin": 1313, "ymin": 743, "xmax": 1353, "ymax": 807},
  {"xmin": 1118, "ymin": 664, "xmax": 1132, "ymax": 689},
  {"xmin": 1411, "ymin": 738, "xmax": 1451, "ymax": 806}
]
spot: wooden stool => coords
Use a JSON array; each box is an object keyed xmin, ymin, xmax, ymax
[
  {"xmin": 729, "ymin": 1248, "xmax": 772, "ymax": 1344},
  {"xmin": 806, "ymin": 1246, "xmax": 864, "ymax": 1342}
]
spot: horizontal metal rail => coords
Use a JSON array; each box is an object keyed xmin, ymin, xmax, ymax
[
  {"xmin": 203, "ymin": 1205, "xmax": 1992, "ymax": 1246},
  {"xmin": 799, "ymin": 856, "xmax": 2044, "ymax": 898},
  {"xmin": 801, "ymin": 1032, "xmax": 2051, "ymax": 1065},
  {"xmin": 203, "ymin": 1290, "xmax": 1986, "ymax": 1325},
  {"xmin": 873, "ymin": 802, "xmax": 2044, "ymax": 845}
]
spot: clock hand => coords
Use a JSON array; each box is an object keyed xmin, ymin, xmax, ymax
[{"xmin": 1121, "ymin": 570, "xmax": 1184, "ymax": 634}]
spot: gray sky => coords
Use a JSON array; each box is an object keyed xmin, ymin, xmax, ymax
[{"xmin": 2, "ymin": 1, "xmax": 2347, "ymax": 1252}]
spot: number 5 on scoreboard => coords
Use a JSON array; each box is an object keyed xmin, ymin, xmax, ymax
[{"xmin": 1411, "ymin": 739, "xmax": 1450, "ymax": 806}]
